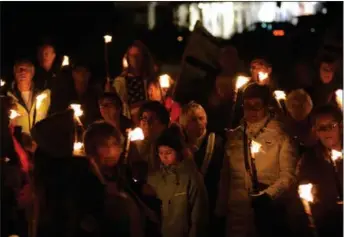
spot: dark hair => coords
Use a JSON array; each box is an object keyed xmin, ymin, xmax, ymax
[
  {"xmin": 243, "ymin": 83, "xmax": 271, "ymax": 106},
  {"xmin": 14, "ymin": 59, "xmax": 34, "ymax": 69},
  {"xmin": 98, "ymin": 92, "xmax": 123, "ymax": 112},
  {"xmin": 139, "ymin": 101, "xmax": 170, "ymax": 126},
  {"xmin": 310, "ymin": 104, "xmax": 343, "ymax": 126},
  {"xmin": 250, "ymin": 57, "xmax": 271, "ymax": 68},
  {"xmin": 156, "ymin": 124, "xmax": 186, "ymax": 160},
  {"xmin": 84, "ymin": 120, "xmax": 121, "ymax": 158}
]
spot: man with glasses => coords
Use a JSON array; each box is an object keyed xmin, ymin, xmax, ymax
[
  {"xmin": 216, "ymin": 83, "xmax": 297, "ymax": 237},
  {"xmin": 297, "ymin": 104, "xmax": 343, "ymax": 237}
]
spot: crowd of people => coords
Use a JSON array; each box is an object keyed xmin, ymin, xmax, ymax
[{"xmin": 0, "ymin": 37, "xmax": 343, "ymax": 237}]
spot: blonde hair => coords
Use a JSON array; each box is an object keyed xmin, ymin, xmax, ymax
[
  {"xmin": 179, "ymin": 101, "xmax": 207, "ymax": 128},
  {"xmin": 286, "ymin": 89, "xmax": 313, "ymax": 118}
]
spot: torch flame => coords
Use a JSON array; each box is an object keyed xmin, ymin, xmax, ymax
[
  {"xmin": 73, "ymin": 142, "xmax": 84, "ymax": 151},
  {"xmin": 250, "ymin": 140, "xmax": 261, "ymax": 158},
  {"xmin": 128, "ymin": 127, "xmax": 144, "ymax": 141},
  {"xmin": 258, "ymin": 72, "xmax": 268, "ymax": 83},
  {"xmin": 70, "ymin": 104, "xmax": 83, "ymax": 117},
  {"xmin": 331, "ymin": 150, "xmax": 343, "ymax": 162},
  {"xmin": 159, "ymin": 74, "xmax": 171, "ymax": 88},
  {"xmin": 298, "ymin": 183, "xmax": 314, "ymax": 203},
  {"xmin": 122, "ymin": 57, "xmax": 128, "ymax": 69},
  {"xmin": 273, "ymin": 90, "xmax": 286, "ymax": 101},
  {"xmin": 36, "ymin": 93, "xmax": 47, "ymax": 109},
  {"xmin": 9, "ymin": 109, "xmax": 20, "ymax": 119},
  {"xmin": 104, "ymin": 35, "xmax": 112, "ymax": 43},
  {"xmin": 62, "ymin": 55, "xmax": 69, "ymax": 67},
  {"xmin": 0, "ymin": 79, "xmax": 5, "ymax": 87},
  {"xmin": 235, "ymin": 76, "xmax": 250, "ymax": 91},
  {"xmin": 335, "ymin": 89, "xmax": 342, "ymax": 109}
]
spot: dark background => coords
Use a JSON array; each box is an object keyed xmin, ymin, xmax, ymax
[{"xmin": 1, "ymin": 2, "xmax": 343, "ymax": 87}]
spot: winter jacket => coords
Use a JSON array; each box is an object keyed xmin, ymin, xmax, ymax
[
  {"xmin": 147, "ymin": 159, "xmax": 209, "ymax": 237},
  {"xmin": 216, "ymin": 117, "xmax": 297, "ymax": 237},
  {"xmin": 7, "ymin": 85, "xmax": 51, "ymax": 135}
]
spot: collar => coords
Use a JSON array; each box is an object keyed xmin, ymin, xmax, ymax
[{"xmin": 244, "ymin": 116, "xmax": 270, "ymax": 137}]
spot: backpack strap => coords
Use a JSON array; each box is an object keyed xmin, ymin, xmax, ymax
[{"xmin": 201, "ymin": 132, "xmax": 216, "ymax": 175}]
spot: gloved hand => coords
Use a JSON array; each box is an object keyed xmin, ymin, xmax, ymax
[{"xmin": 250, "ymin": 191, "xmax": 272, "ymax": 208}]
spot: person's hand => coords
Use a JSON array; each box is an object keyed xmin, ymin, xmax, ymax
[
  {"xmin": 17, "ymin": 184, "xmax": 34, "ymax": 209},
  {"xmin": 250, "ymin": 191, "xmax": 272, "ymax": 208}
]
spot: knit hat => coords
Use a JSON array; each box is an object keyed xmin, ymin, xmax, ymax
[
  {"xmin": 156, "ymin": 124, "xmax": 185, "ymax": 153},
  {"xmin": 243, "ymin": 83, "xmax": 271, "ymax": 106},
  {"xmin": 31, "ymin": 109, "xmax": 75, "ymax": 158}
]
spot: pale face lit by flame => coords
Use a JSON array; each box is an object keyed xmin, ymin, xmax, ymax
[
  {"xmin": 258, "ymin": 72, "xmax": 268, "ymax": 82},
  {"xmin": 128, "ymin": 127, "xmax": 145, "ymax": 141},
  {"xmin": 298, "ymin": 183, "xmax": 314, "ymax": 202},
  {"xmin": 36, "ymin": 93, "xmax": 48, "ymax": 109},
  {"xmin": 159, "ymin": 74, "xmax": 171, "ymax": 88},
  {"xmin": 62, "ymin": 56, "xmax": 69, "ymax": 67},
  {"xmin": 250, "ymin": 140, "xmax": 261, "ymax": 158},
  {"xmin": 335, "ymin": 89, "xmax": 342, "ymax": 109},
  {"xmin": 70, "ymin": 104, "xmax": 83, "ymax": 117},
  {"xmin": 273, "ymin": 90, "xmax": 286, "ymax": 101},
  {"xmin": 9, "ymin": 109, "xmax": 20, "ymax": 119},
  {"xmin": 331, "ymin": 150, "xmax": 343, "ymax": 162},
  {"xmin": 0, "ymin": 79, "xmax": 5, "ymax": 87},
  {"xmin": 235, "ymin": 76, "xmax": 250, "ymax": 91},
  {"xmin": 104, "ymin": 35, "xmax": 112, "ymax": 43}
]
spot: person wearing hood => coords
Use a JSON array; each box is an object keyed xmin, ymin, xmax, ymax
[
  {"xmin": 147, "ymin": 124, "xmax": 209, "ymax": 237},
  {"xmin": 7, "ymin": 59, "xmax": 51, "ymax": 135},
  {"xmin": 216, "ymin": 83, "xmax": 298, "ymax": 237},
  {"xmin": 35, "ymin": 43, "xmax": 74, "ymax": 115},
  {"xmin": 110, "ymin": 40, "xmax": 156, "ymax": 123}
]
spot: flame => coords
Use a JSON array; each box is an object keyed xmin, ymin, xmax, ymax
[
  {"xmin": 36, "ymin": 93, "xmax": 47, "ymax": 109},
  {"xmin": 9, "ymin": 109, "xmax": 20, "ymax": 119},
  {"xmin": 331, "ymin": 150, "xmax": 343, "ymax": 162},
  {"xmin": 104, "ymin": 35, "xmax": 112, "ymax": 43},
  {"xmin": 235, "ymin": 76, "xmax": 250, "ymax": 91},
  {"xmin": 258, "ymin": 72, "xmax": 268, "ymax": 82},
  {"xmin": 128, "ymin": 127, "xmax": 144, "ymax": 141},
  {"xmin": 73, "ymin": 142, "xmax": 84, "ymax": 151},
  {"xmin": 273, "ymin": 90, "xmax": 286, "ymax": 101},
  {"xmin": 0, "ymin": 79, "xmax": 5, "ymax": 87},
  {"xmin": 62, "ymin": 55, "xmax": 69, "ymax": 67},
  {"xmin": 122, "ymin": 57, "xmax": 128, "ymax": 69},
  {"xmin": 298, "ymin": 183, "xmax": 314, "ymax": 202},
  {"xmin": 70, "ymin": 104, "xmax": 83, "ymax": 117},
  {"xmin": 159, "ymin": 74, "xmax": 171, "ymax": 88},
  {"xmin": 335, "ymin": 89, "xmax": 342, "ymax": 109},
  {"xmin": 250, "ymin": 140, "xmax": 261, "ymax": 158}
]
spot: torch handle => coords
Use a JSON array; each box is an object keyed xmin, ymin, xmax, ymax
[
  {"xmin": 301, "ymin": 199, "xmax": 318, "ymax": 237},
  {"xmin": 104, "ymin": 43, "xmax": 110, "ymax": 82},
  {"xmin": 330, "ymin": 160, "xmax": 343, "ymax": 201}
]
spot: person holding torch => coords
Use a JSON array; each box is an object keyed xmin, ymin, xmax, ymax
[
  {"xmin": 216, "ymin": 83, "xmax": 297, "ymax": 237},
  {"xmin": 297, "ymin": 104, "xmax": 343, "ymax": 237}
]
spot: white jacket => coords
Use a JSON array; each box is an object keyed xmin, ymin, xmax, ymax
[{"xmin": 216, "ymin": 117, "xmax": 297, "ymax": 237}]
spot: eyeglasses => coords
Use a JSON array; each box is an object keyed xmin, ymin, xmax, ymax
[{"xmin": 315, "ymin": 122, "xmax": 339, "ymax": 132}]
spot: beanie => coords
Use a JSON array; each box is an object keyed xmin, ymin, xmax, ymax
[{"xmin": 156, "ymin": 124, "xmax": 185, "ymax": 153}]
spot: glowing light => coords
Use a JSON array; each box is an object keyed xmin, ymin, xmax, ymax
[
  {"xmin": 62, "ymin": 56, "xmax": 69, "ymax": 67},
  {"xmin": 104, "ymin": 35, "xmax": 112, "ymax": 43},
  {"xmin": 273, "ymin": 30, "xmax": 285, "ymax": 36},
  {"xmin": 0, "ymin": 79, "xmax": 5, "ymax": 87},
  {"xmin": 70, "ymin": 104, "xmax": 83, "ymax": 117},
  {"xmin": 36, "ymin": 93, "xmax": 48, "ymax": 110},
  {"xmin": 335, "ymin": 89, "xmax": 342, "ymax": 109},
  {"xmin": 128, "ymin": 127, "xmax": 144, "ymax": 141},
  {"xmin": 122, "ymin": 57, "xmax": 128, "ymax": 69},
  {"xmin": 331, "ymin": 150, "xmax": 343, "ymax": 163},
  {"xmin": 273, "ymin": 90, "xmax": 287, "ymax": 101},
  {"xmin": 298, "ymin": 183, "xmax": 314, "ymax": 203},
  {"xmin": 235, "ymin": 76, "xmax": 250, "ymax": 91},
  {"xmin": 177, "ymin": 36, "xmax": 183, "ymax": 42},
  {"xmin": 258, "ymin": 72, "xmax": 269, "ymax": 82},
  {"xmin": 73, "ymin": 142, "xmax": 84, "ymax": 156},
  {"xmin": 250, "ymin": 140, "xmax": 261, "ymax": 159},
  {"xmin": 159, "ymin": 74, "xmax": 171, "ymax": 88},
  {"xmin": 9, "ymin": 109, "xmax": 20, "ymax": 119}
]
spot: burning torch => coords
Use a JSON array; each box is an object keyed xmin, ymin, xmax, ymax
[
  {"xmin": 70, "ymin": 104, "xmax": 85, "ymax": 156},
  {"xmin": 298, "ymin": 183, "xmax": 318, "ymax": 237},
  {"xmin": 273, "ymin": 90, "xmax": 287, "ymax": 114},
  {"xmin": 335, "ymin": 89, "xmax": 342, "ymax": 110},
  {"xmin": 158, "ymin": 74, "xmax": 171, "ymax": 102},
  {"xmin": 258, "ymin": 71, "xmax": 268, "ymax": 85},
  {"xmin": 1, "ymin": 79, "xmax": 6, "ymax": 87},
  {"xmin": 330, "ymin": 149, "xmax": 343, "ymax": 202},
  {"xmin": 104, "ymin": 34, "xmax": 112, "ymax": 82},
  {"xmin": 249, "ymin": 140, "xmax": 261, "ymax": 194},
  {"xmin": 61, "ymin": 55, "xmax": 69, "ymax": 67},
  {"xmin": 124, "ymin": 127, "xmax": 145, "ymax": 164}
]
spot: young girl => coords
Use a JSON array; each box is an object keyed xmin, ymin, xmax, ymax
[{"xmin": 147, "ymin": 125, "xmax": 209, "ymax": 237}]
